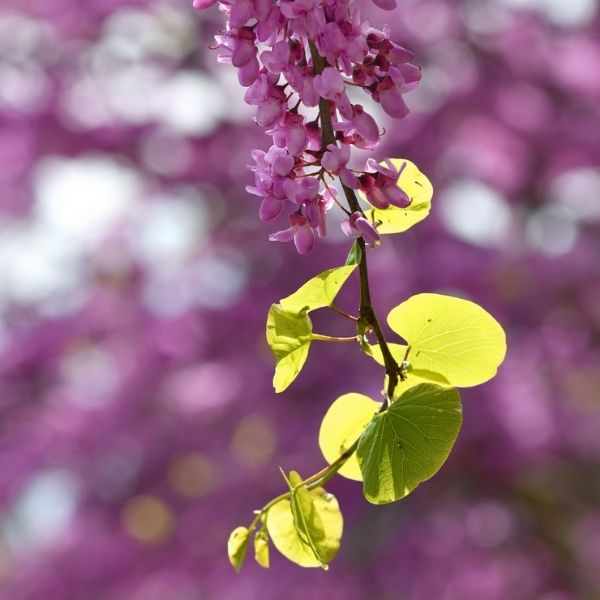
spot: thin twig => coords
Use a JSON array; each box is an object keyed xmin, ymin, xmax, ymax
[
  {"xmin": 329, "ymin": 304, "xmax": 358, "ymax": 321},
  {"xmin": 312, "ymin": 333, "xmax": 358, "ymax": 343}
]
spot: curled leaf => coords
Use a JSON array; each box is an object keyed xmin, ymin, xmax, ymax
[
  {"xmin": 227, "ymin": 526, "xmax": 250, "ymax": 572},
  {"xmin": 254, "ymin": 529, "xmax": 270, "ymax": 569},
  {"xmin": 266, "ymin": 304, "xmax": 313, "ymax": 392},
  {"xmin": 345, "ymin": 241, "xmax": 362, "ymax": 266},
  {"xmin": 267, "ymin": 476, "xmax": 343, "ymax": 569}
]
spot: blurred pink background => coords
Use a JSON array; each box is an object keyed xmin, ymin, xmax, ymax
[{"xmin": 0, "ymin": 0, "xmax": 599, "ymax": 598}]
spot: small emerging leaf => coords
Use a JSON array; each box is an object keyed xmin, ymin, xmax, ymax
[
  {"xmin": 357, "ymin": 384, "xmax": 462, "ymax": 504},
  {"xmin": 266, "ymin": 304, "xmax": 313, "ymax": 392},
  {"xmin": 227, "ymin": 526, "xmax": 250, "ymax": 572},
  {"xmin": 387, "ymin": 293, "xmax": 507, "ymax": 387},
  {"xmin": 319, "ymin": 393, "xmax": 380, "ymax": 481},
  {"xmin": 267, "ymin": 480, "xmax": 343, "ymax": 569},
  {"xmin": 280, "ymin": 265, "xmax": 357, "ymax": 314},
  {"xmin": 345, "ymin": 241, "xmax": 362, "ymax": 266},
  {"xmin": 362, "ymin": 159, "xmax": 433, "ymax": 235},
  {"xmin": 254, "ymin": 529, "xmax": 270, "ymax": 569}
]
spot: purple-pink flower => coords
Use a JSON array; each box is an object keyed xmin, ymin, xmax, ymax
[
  {"xmin": 322, "ymin": 143, "xmax": 359, "ymax": 189},
  {"xmin": 360, "ymin": 159, "xmax": 411, "ymax": 209},
  {"xmin": 341, "ymin": 211, "xmax": 381, "ymax": 246},
  {"xmin": 269, "ymin": 213, "xmax": 316, "ymax": 255}
]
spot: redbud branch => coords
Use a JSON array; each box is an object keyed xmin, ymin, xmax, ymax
[
  {"xmin": 343, "ymin": 185, "xmax": 405, "ymax": 399},
  {"xmin": 308, "ymin": 41, "xmax": 403, "ymax": 402},
  {"xmin": 247, "ymin": 435, "xmax": 361, "ymax": 532},
  {"xmin": 244, "ymin": 44, "xmax": 408, "ymax": 534},
  {"xmin": 247, "ymin": 395, "xmax": 391, "ymax": 532}
]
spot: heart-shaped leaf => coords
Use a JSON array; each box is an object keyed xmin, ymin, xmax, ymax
[
  {"xmin": 387, "ymin": 293, "xmax": 507, "ymax": 387},
  {"xmin": 357, "ymin": 384, "xmax": 462, "ymax": 504},
  {"xmin": 319, "ymin": 393, "xmax": 380, "ymax": 481}
]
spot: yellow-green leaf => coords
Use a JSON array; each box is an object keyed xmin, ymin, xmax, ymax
[
  {"xmin": 279, "ymin": 265, "xmax": 357, "ymax": 314},
  {"xmin": 387, "ymin": 293, "xmax": 507, "ymax": 387},
  {"xmin": 266, "ymin": 485, "xmax": 343, "ymax": 569},
  {"xmin": 362, "ymin": 159, "xmax": 433, "ymax": 234},
  {"xmin": 318, "ymin": 393, "xmax": 380, "ymax": 481},
  {"xmin": 357, "ymin": 384, "xmax": 462, "ymax": 504},
  {"xmin": 254, "ymin": 529, "xmax": 270, "ymax": 569},
  {"xmin": 283, "ymin": 470, "xmax": 328, "ymax": 566},
  {"xmin": 227, "ymin": 526, "xmax": 250, "ymax": 572},
  {"xmin": 369, "ymin": 342, "xmax": 408, "ymax": 367},
  {"xmin": 266, "ymin": 304, "xmax": 313, "ymax": 392}
]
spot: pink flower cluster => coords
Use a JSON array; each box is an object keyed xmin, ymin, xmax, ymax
[{"xmin": 194, "ymin": 0, "xmax": 421, "ymax": 254}]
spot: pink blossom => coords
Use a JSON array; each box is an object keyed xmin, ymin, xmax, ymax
[
  {"xmin": 341, "ymin": 211, "xmax": 381, "ymax": 246},
  {"xmin": 269, "ymin": 112, "xmax": 309, "ymax": 157},
  {"xmin": 371, "ymin": 0, "xmax": 396, "ymax": 10},
  {"xmin": 269, "ymin": 213, "xmax": 316, "ymax": 255},
  {"xmin": 193, "ymin": 0, "xmax": 218, "ymax": 8},
  {"xmin": 322, "ymin": 143, "xmax": 359, "ymax": 188},
  {"xmin": 360, "ymin": 159, "xmax": 411, "ymax": 209},
  {"xmin": 342, "ymin": 104, "xmax": 380, "ymax": 144},
  {"xmin": 283, "ymin": 176, "xmax": 320, "ymax": 204},
  {"xmin": 261, "ymin": 41, "xmax": 291, "ymax": 74}
]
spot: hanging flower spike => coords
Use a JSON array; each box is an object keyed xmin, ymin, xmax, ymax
[{"xmin": 195, "ymin": 0, "xmax": 419, "ymax": 256}]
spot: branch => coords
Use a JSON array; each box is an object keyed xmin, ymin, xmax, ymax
[
  {"xmin": 242, "ymin": 44, "xmax": 407, "ymax": 535},
  {"xmin": 308, "ymin": 41, "xmax": 403, "ymax": 403}
]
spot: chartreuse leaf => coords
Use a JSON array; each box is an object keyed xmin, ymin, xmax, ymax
[
  {"xmin": 227, "ymin": 526, "xmax": 250, "ymax": 572},
  {"xmin": 267, "ymin": 266, "xmax": 358, "ymax": 392},
  {"xmin": 357, "ymin": 384, "xmax": 462, "ymax": 504},
  {"xmin": 387, "ymin": 293, "xmax": 507, "ymax": 388},
  {"xmin": 266, "ymin": 304, "xmax": 313, "ymax": 393},
  {"xmin": 363, "ymin": 159, "xmax": 433, "ymax": 234},
  {"xmin": 266, "ymin": 473, "xmax": 343, "ymax": 569},
  {"xmin": 319, "ymin": 393, "xmax": 380, "ymax": 481},
  {"xmin": 254, "ymin": 529, "xmax": 270, "ymax": 569},
  {"xmin": 279, "ymin": 265, "xmax": 357, "ymax": 313}
]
